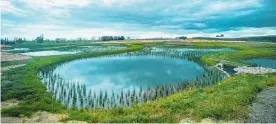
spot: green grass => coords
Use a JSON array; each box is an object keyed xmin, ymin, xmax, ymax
[
  {"xmin": 1, "ymin": 41, "xmax": 276, "ymax": 122},
  {"xmin": 1, "ymin": 59, "xmax": 31, "ymax": 67}
]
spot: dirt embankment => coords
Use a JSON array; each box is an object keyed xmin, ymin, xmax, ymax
[
  {"xmin": 1, "ymin": 52, "xmax": 31, "ymax": 62},
  {"xmin": 1, "ymin": 112, "xmax": 68, "ymax": 123},
  {"xmin": 1, "ymin": 45, "xmax": 31, "ymax": 61}
]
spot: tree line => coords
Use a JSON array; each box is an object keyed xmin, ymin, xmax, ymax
[
  {"xmin": 1, "ymin": 37, "xmax": 27, "ymax": 44},
  {"xmin": 1, "ymin": 35, "xmax": 129, "ymax": 44},
  {"xmin": 100, "ymin": 36, "xmax": 125, "ymax": 41}
]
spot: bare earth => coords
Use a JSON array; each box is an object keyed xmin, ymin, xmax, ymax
[
  {"xmin": 1, "ymin": 99, "xmax": 19, "ymax": 109},
  {"xmin": 1, "ymin": 52, "xmax": 31, "ymax": 61},
  {"xmin": 1, "ymin": 111, "xmax": 68, "ymax": 123}
]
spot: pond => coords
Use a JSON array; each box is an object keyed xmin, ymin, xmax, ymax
[
  {"xmin": 39, "ymin": 47, "xmax": 227, "ymax": 108},
  {"xmin": 150, "ymin": 47, "xmax": 234, "ymax": 54},
  {"xmin": 2, "ymin": 48, "xmax": 29, "ymax": 52},
  {"xmin": 21, "ymin": 50, "xmax": 78, "ymax": 56},
  {"xmin": 53, "ymin": 56, "xmax": 204, "ymax": 92},
  {"xmin": 18, "ymin": 45, "xmax": 127, "ymax": 56},
  {"xmin": 245, "ymin": 59, "xmax": 276, "ymax": 69}
]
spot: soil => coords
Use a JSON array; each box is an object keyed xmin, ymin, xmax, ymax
[
  {"xmin": 246, "ymin": 86, "xmax": 276, "ymax": 123},
  {"xmin": 1, "ymin": 111, "xmax": 68, "ymax": 123},
  {"xmin": 1, "ymin": 99, "xmax": 19, "ymax": 109},
  {"xmin": 1, "ymin": 52, "xmax": 31, "ymax": 61}
]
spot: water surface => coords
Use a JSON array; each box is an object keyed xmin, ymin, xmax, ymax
[
  {"xmin": 151, "ymin": 47, "xmax": 234, "ymax": 53},
  {"xmin": 21, "ymin": 50, "xmax": 77, "ymax": 56},
  {"xmin": 53, "ymin": 56, "xmax": 205, "ymax": 92},
  {"xmin": 245, "ymin": 59, "xmax": 276, "ymax": 69},
  {"xmin": 2, "ymin": 48, "xmax": 29, "ymax": 52}
]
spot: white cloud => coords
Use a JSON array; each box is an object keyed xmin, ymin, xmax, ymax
[
  {"xmin": 1, "ymin": 0, "xmax": 273, "ymax": 40},
  {"xmin": 193, "ymin": 0, "xmax": 261, "ymax": 18},
  {"xmin": 13, "ymin": 0, "xmax": 93, "ymax": 16},
  {"xmin": 1, "ymin": 0, "xmax": 26, "ymax": 15},
  {"xmin": 180, "ymin": 27, "xmax": 276, "ymax": 38},
  {"xmin": 19, "ymin": 0, "xmax": 92, "ymax": 8},
  {"xmin": 221, "ymin": 27, "xmax": 276, "ymax": 38},
  {"xmin": 193, "ymin": 23, "xmax": 207, "ymax": 28},
  {"xmin": 2, "ymin": 19, "xmax": 275, "ymax": 39}
]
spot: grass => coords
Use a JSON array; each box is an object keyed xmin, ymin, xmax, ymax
[
  {"xmin": 1, "ymin": 59, "xmax": 31, "ymax": 67},
  {"xmin": 1, "ymin": 41, "xmax": 276, "ymax": 122}
]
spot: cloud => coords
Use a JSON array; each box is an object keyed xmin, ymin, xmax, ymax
[
  {"xmin": 1, "ymin": 0, "xmax": 275, "ymax": 39},
  {"xmin": 221, "ymin": 27, "xmax": 276, "ymax": 38},
  {"xmin": 18, "ymin": 0, "xmax": 92, "ymax": 8},
  {"xmin": 2, "ymin": 19, "xmax": 275, "ymax": 39},
  {"xmin": 193, "ymin": 23, "xmax": 207, "ymax": 28},
  {"xmin": 1, "ymin": 0, "xmax": 26, "ymax": 15}
]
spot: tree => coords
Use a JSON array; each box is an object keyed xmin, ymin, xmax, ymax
[
  {"xmin": 176, "ymin": 36, "xmax": 187, "ymax": 40},
  {"xmin": 35, "ymin": 34, "xmax": 44, "ymax": 43},
  {"xmin": 119, "ymin": 36, "xmax": 125, "ymax": 40},
  {"xmin": 216, "ymin": 34, "xmax": 224, "ymax": 37},
  {"xmin": 15, "ymin": 38, "xmax": 24, "ymax": 44}
]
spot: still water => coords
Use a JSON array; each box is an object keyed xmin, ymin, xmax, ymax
[
  {"xmin": 53, "ymin": 56, "xmax": 205, "ymax": 92},
  {"xmin": 245, "ymin": 59, "xmax": 276, "ymax": 69},
  {"xmin": 21, "ymin": 50, "xmax": 77, "ymax": 56}
]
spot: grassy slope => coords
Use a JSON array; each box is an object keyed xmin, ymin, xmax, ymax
[
  {"xmin": 1, "ymin": 42, "xmax": 276, "ymax": 122},
  {"xmin": 1, "ymin": 59, "xmax": 31, "ymax": 67}
]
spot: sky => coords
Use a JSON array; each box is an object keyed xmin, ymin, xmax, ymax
[{"xmin": 1, "ymin": 0, "xmax": 276, "ymax": 39}]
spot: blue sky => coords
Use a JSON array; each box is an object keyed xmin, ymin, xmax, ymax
[{"xmin": 1, "ymin": 0, "xmax": 276, "ymax": 39}]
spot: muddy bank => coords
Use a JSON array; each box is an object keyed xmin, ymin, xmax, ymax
[
  {"xmin": 1, "ymin": 52, "xmax": 31, "ymax": 61},
  {"xmin": 1, "ymin": 111, "xmax": 68, "ymax": 123},
  {"xmin": 1, "ymin": 99, "xmax": 19, "ymax": 109}
]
